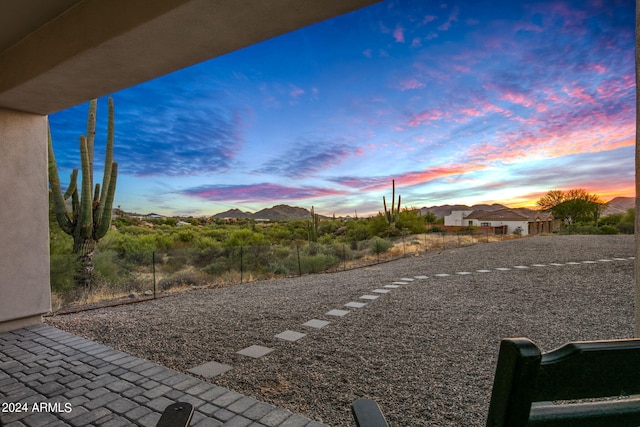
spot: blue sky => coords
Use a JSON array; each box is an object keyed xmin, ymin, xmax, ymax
[{"xmin": 48, "ymin": 0, "xmax": 635, "ymax": 217}]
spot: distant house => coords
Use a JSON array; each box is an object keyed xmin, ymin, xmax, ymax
[{"xmin": 444, "ymin": 208, "xmax": 555, "ymax": 235}]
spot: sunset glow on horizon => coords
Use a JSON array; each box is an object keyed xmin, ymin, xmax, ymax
[{"xmin": 48, "ymin": 0, "xmax": 635, "ymax": 218}]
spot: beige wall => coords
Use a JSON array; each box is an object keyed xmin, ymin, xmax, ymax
[{"xmin": 0, "ymin": 109, "xmax": 50, "ymax": 332}]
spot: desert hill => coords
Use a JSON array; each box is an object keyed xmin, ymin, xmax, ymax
[
  {"xmin": 212, "ymin": 204, "xmax": 329, "ymax": 221},
  {"xmin": 602, "ymin": 197, "xmax": 634, "ymax": 216},
  {"xmin": 207, "ymin": 198, "xmax": 634, "ymax": 222}
]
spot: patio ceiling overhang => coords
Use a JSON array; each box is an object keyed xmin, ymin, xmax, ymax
[{"xmin": 0, "ymin": 0, "xmax": 379, "ymax": 116}]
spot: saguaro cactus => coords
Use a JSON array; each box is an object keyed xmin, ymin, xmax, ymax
[
  {"xmin": 383, "ymin": 179, "xmax": 401, "ymax": 228},
  {"xmin": 48, "ymin": 98, "xmax": 118, "ymax": 284},
  {"xmin": 309, "ymin": 206, "xmax": 320, "ymax": 243}
]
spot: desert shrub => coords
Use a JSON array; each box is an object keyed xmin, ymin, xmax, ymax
[
  {"xmin": 344, "ymin": 219, "xmax": 372, "ymax": 242},
  {"xmin": 369, "ymin": 237, "xmax": 393, "ymax": 255},
  {"xmin": 102, "ymin": 231, "xmax": 171, "ymax": 264},
  {"xmin": 397, "ymin": 209, "xmax": 427, "ymax": 234},
  {"xmin": 297, "ymin": 253, "xmax": 339, "ymax": 274},
  {"xmin": 50, "ymin": 253, "xmax": 80, "ymax": 293},
  {"xmin": 600, "ymin": 213, "xmax": 623, "ymax": 226},
  {"xmin": 162, "ymin": 252, "xmax": 189, "ymax": 274},
  {"xmin": 202, "ymin": 258, "xmax": 235, "ymax": 276},
  {"xmin": 158, "ymin": 269, "xmax": 208, "ymax": 290},
  {"xmin": 174, "ymin": 228, "xmax": 197, "ymax": 244},
  {"xmin": 269, "ymin": 262, "xmax": 289, "ymax": 275},
  {"xmin": 272, "ymin": 246, "xmax": 292, "ymax": 260},
  {"xmin": 224, "ymin": 229, "xmax": 268, "ymax": 247},
  {"xmin": 598, "ymin": 225, "xmax": 619, "ymax": 235},
  {"xmin": 617, "ymin": 223, "xmax": 634, "ymax": 234},
  {"xmin": 92, "ymin": 250, "xmax": 134, "ymax": 287},
  {"xmin": 560, "ymin": 225, "xmax": 600, "ymax": 235}
]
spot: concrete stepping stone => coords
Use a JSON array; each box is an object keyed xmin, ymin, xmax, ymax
[
  {"xmin": 373, "ymin": 289, "xmax": 391, "ymax": 294},
  {"xmin": 582, "ymin": 261, "xmax": 597, "ymax": 264},
  {"xmin": 613, "ymin": 258, "xmax": 628, "ymax": 261},
  {"xmin": 275, "ymin": 330, "xmax": 306, "ymax": 342},
  {"xmin": 188, "ymin": 361, "xmax": 232, "ymax": 378},
  {"xmin": 400, "ymin": 278, "xmax": 414, "ymax": 281},
  {"xmin": 477, "ymin": 269, "xmax": 492, "ymax": 273},
  {"xmin": 392, "ymin": 281, "xmax": 409, "ymax": 285},
  {"xmin": 531, "ymin": 264, "xmax": 546, "ymax": 267},
  {"xmin": 513, "ymin": 265, "xmax": 529, "ymax": 269},
  {"xmin": 326, "ymin": 309, "xmax": 350, "ymax": 317},
  {"xmin": 435, "ymin": 273, "xmax": 450, "ymax": 277},
  {"xmin": 415, "ymin": 275, "xmax": 428, "ymax": 279},
  {"xmin": 237, "ymin": 345, "xmax": 274, "ymax": 358},
  {"xmin": 598, "ymin": 259, "xmax": 613, "ymax": 262},
  {"xmin": 384, "ymin": 284, "xmax": 400, "ymax": 289},
  {"xmin": 456, "ymin": 271, "xmax": 472, "ymax": 275},
  {"xmin": 566, "ymin": 262, "xmax": 581, "ymax": 265},
  {"xmin": 303, "ymin": 319, "xmax": 331, "ymax": 329},
  {"xmin": 550, "ymin": 263, "xmax": 564, "ymax": 266},
  {"xmin": 495, "ymin": 268, "xmax": 511, "ymax": 271},
  {"xmin": 345, "ymin": 302, "xmax": 366, "ymax": 309},
  {"xmin": 360, "ymin": 295, "xmax": 379, "ymax": 300}
]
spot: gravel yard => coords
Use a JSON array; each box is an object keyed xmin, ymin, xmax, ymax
[{"xmin": 46, "ymin": 235, "xmax": 635, "ymax": 426}]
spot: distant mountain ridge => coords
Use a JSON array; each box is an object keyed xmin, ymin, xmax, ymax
[
  {"xmin": 602, "ymin": 197, "xmax": 634, "ymax": 216},
  {"xmin": 207, "ymin": 198, "xmax": 635, "ymax": 221},
  {"xmin": 211, "ymin": 204, "xmax": 328, "ymax": 221}
]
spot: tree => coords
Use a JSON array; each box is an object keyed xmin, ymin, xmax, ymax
[
  {"xmin": 48, "ymin": 98, "xmax": 118, "ymax": 286},
  {"xmin": 536, "ymin": 189, "xmax": 603, "ymax": 225}
]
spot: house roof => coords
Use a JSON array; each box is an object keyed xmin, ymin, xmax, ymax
[{"xmin": 464, "ymin": 208, "xmax": 553, "ymax": 222}]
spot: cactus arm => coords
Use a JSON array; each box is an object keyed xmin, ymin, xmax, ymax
[
  {"xmin": 93, "ymin": 183, "xmax": 101, "ymax": 210},
  {"xmin": 47, "ymin": 125, "xmax": 74, "ymax": 234},
  {"xmin": 63, "ymin": 169, "xmax": 78, "ymax": 200},
  {"xmin": 85, "ymin": 100, "xmax": 97, "ymax": 190},
  {"xmin": 71, "ymin": 186, "xmax": 79, "ymax": 221},
  {"xmin": 95, "ymin": 163, "xmax": 118, "ymax": 239},
  {"xmin": 79, "ymin": 135, "xmax": 94, "ymax": 239},
  {"xmin": 97, "ymin": 97, "xmax": 115, "ymax": 223}
]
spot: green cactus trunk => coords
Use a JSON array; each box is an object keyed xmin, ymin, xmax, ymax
[
  {"xmin": 309, "ymin": 206, "xmax": 320, "ymax": 243},
  {"xmin": 48, "ymin": 98, "xmax": 118, "ymax": 287},
  {"xmin": 383, "ymin": 179, "xmax": 401, "ymax": 229}
]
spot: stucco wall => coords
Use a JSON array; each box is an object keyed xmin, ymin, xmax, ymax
[
  {"xmin": 0, "ymin": 109, "xmax": 50, "ymax": 331},
  {"xmin": 444, "ymin": 210, "xmax": 473, "ymax": 226},
  {"xmin": 466, "ymin": 219, "xmax": 529, "ymax": 235}
]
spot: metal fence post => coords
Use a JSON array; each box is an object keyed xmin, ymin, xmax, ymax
[
  {"xmin": 343, "ymin": 243, "xmax": 347, "ymax": 270},
  {"xmin": 152, "ymin": 251, "xmax": 156, "ymax": 299}
]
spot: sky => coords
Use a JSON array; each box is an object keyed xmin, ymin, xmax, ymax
[{"xmin": 48, "ymin": 0, "xmax": 635, "ymax": 218}]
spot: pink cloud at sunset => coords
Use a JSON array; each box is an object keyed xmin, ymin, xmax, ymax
[{"xmin": 47, "ymin": 0, "xmax": 634, "ymax": 216}]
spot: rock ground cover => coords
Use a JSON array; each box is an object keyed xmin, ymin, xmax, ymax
[{"xmin": 46, "ymin": 235, "xmax": 635, "ymax": 426}]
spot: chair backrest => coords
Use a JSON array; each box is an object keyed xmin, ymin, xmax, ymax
[{"xmin": 486, "ymin": 337, "xmax": 640, "ymax": 427}]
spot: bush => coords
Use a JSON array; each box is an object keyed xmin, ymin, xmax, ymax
[
  {"xmin": 50, "ymin": 254, "xmax": 80, "ymax": 293},
  {"xmin": 616, "ymin": 223, "xmax": 634, "ymax": 234},
  {"xmin": 298, "ymin": 253, "xmax": 339, "ymax": 274},
  {"xmin": 598, "ymin": 225, "xmax": 619, "ymax": 235},
  {"xmin": 202, "ymin": 258, "xmax": 234, "ymax": 276},
  {"xmin": 560, "ymin": 225, "xmax": 600, "ymax": 235},
  {"xmin": 158, "ymin": 269, "xmax": 208, "ymax": 290},
  {"xmin": 93, "ymin": 250, "xmax": 132, "ymax": 287},
  {"xmin": 370, "ymin": 237, "xmax": 393, "ymax": 255}
]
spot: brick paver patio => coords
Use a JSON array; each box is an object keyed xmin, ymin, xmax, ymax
[{"xmin": 0, "ymin": 324, "xmax": 327, "ymax": 427}]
